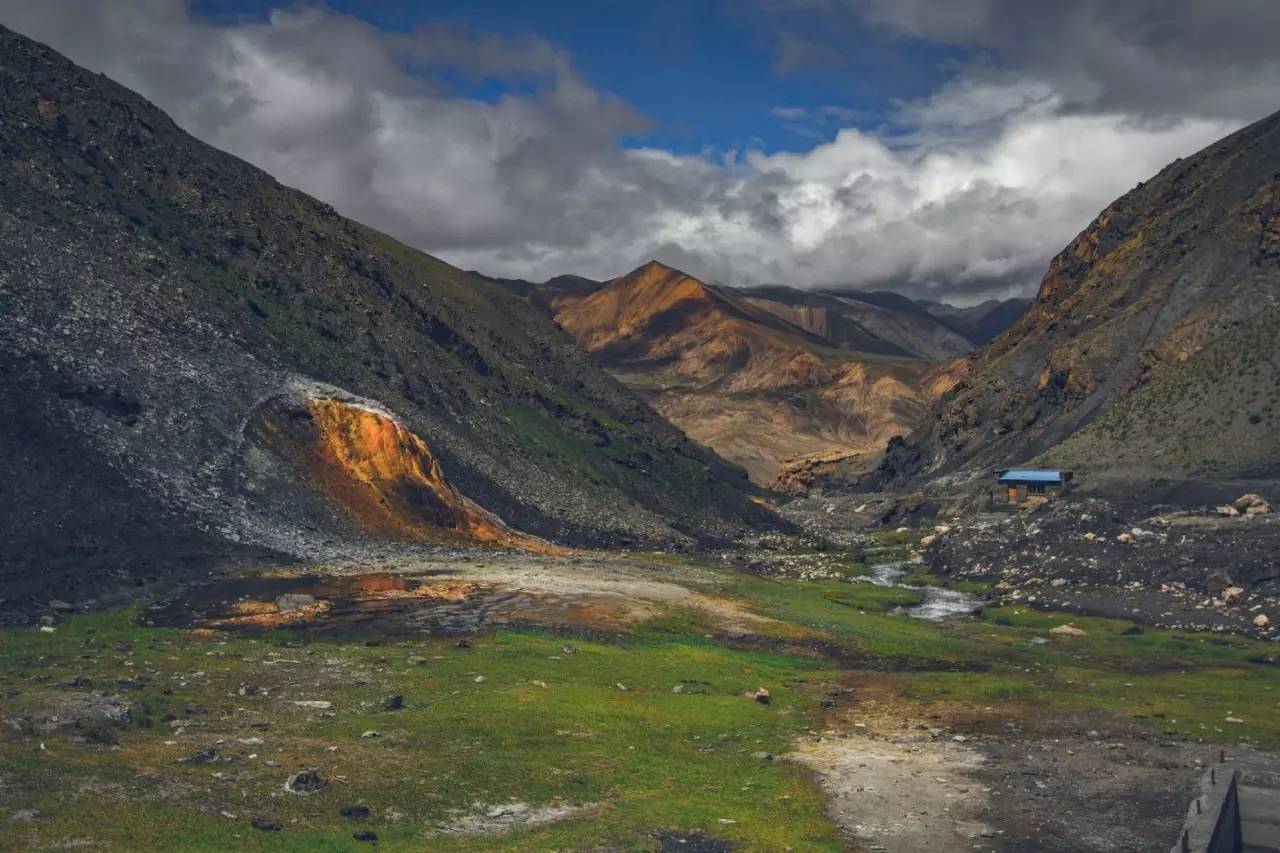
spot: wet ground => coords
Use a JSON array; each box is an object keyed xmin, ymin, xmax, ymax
[{"xmin": 142, "ymin": 551, "xmax": 772, "ymax": 640}]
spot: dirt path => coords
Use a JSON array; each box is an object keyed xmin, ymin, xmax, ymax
[
  {"xmin": 789, "ymin": 678, "xmax": 996, "ymax": 851},
  {"xmin": 792, "ymin": 731, "xmax": 994, "ymax": 851}
]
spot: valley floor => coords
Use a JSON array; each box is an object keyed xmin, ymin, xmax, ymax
[{"xmin": 2, "ymin": 539, "xmax": 1277, "ymax": 851}]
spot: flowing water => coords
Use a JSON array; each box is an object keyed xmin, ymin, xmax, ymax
[{"xmin": 868, "ymin": 559, "xmax": 985, "ymax": 621}]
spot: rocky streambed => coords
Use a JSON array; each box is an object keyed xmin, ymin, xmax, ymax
[{"xmin": 868, "ymin": 558, "xmax": 985, "ymax": 621}]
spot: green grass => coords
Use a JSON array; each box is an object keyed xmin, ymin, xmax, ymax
[
  {"xmin": 3, "ymin": 561, "xmax": 1279, "ymax": 851},
  {"xmin": 0, "ymin": 611, "xmax": 841, "ymax": 851}
]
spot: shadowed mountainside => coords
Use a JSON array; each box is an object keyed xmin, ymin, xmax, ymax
[
  {"xmin": 0, "ymin": 26, "xmax": 781, "ymax": 613},
  {"xmin": 920, "ymin": 297, "xmax": 1034, "ymax": 347},
  {"xmin": 867, "ymin": 108, "xmax": 1280, "ymax": 492}
]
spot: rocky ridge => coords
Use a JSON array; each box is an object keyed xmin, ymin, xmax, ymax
[{"xmin": 863, "ymin": 109, "xmax": 1280, "ymax": 493}]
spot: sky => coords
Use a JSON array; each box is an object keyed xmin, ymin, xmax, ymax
[{"xmin": 3, "ymin": 1, "xmax": 1278, "ymax": 303}]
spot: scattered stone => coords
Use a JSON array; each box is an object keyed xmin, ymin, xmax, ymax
[
  {"xmin": 1216, "ymin": 504, "xmax": 1241, "ymax": 517},
  {"xmin": 10, "ymin": 809, "xmax": 43, "ymax": 822},
  {"xmin": 341, "ymin": 804, "xmax": 371, "ymax": 820},
  {"xmin": 382, "ymin": 694, "xmax": 404, "ymax": 711},
  {"xmin": 453, "ymin": 639, "xmax": 471, "ymax": 649},
  {"xmin": 1254, "ymin": 614, "xmax": 1271, "ymax": 628},
  {"xmin": 749, "ymin": 688, "xmax": 772, "ymax": 705},
  {"xmin": 1116, "ymin": 532, "xmax": 1134, "ymax": 544},
  {"xmin": 1221, "ymin": 586, "xmax": 1246, "ymax": 606},
  {"xmin": 1083, "ymin": 532, "xmax": 1097, "ymax": 541},
  {"xmin": 285, "ymin": 769, "xmax": 327, "ymax": 794},
  {"xmin": 1050, "ymin": 624, "xmax": 1087, "ymax": 637},
  {"xmin": 360, "ymin": 730, "xmax": 381, "ymax": 739},
  {"xmin": 184, "ymin": 748, "xmax": 231, "ymax": 765},
  {"xmin": 1029, "ymin": 637, "xmax": 1049, "ymax": 645},
  {"xmin": 251, "ymin": 817, "xmax": 282, "ymax": 832},
  {"xmin": 1121, "ymin": 625, "xmax": 1144, "ymax": 636},
  {"xmin": 672, "ymin": 684, "xmax": 683, "ymax": 694},
  {"xmin": 293, "ymin": 700, "xmax": 332, "ymax": 710},
  {"xmin": 561, "ymin": 644, "xmax": 578, "ymax": 655},
  {"xmin": 1225, "ymin": 716, "xmax": 1245, "ymax": 724},
  {"xmin": 353, "ymin": 831, "xmax": 378, "ymax": 843}
]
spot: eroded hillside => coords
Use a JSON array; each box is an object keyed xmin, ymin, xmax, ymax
[
  {"xmin": 552, "ymin": 262, "xmax": 959, "ymax": 484},
  {"xmin": 0, "ymin": 26, "xmax": 779, "ymax": 614}
]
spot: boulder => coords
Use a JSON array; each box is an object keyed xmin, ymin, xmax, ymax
[
  {"xmin": 749, "ymin": 688, "xmax": 772, "ymax": 705},
  {"xmin": 1049, "ymin": 624, "xmax": 1087, "ymax": 637},
  {"xmin": 1116, "ymin": 532, "xmax": 1134, "ymax": 544},
  {"xmin": 1233, "ymin": 493, "xmax": 1272, "ymax": 515},
  {"xmin": 1206, "ymin": 571, "xmax": 1234, "ymax": 598},
  {"xmin": 1221, "ymin": 586, "xmax": 1246, "ymax": 606},
  {"xmin": 1254, "ymin": 614, "xmax": 1271, "ymax": 628},
  {"xmin": 1216, "ymin": 504, "xmax": 1240, "ymax": 517}
]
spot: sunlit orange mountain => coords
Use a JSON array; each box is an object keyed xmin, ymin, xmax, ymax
[{"xmin": 552, "ymin": 261, "xmax": 963, "ymax": 485}]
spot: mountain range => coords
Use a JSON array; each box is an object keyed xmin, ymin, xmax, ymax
[
  {"xmin": 0, "ymin": 26, "xmax": 778, "ymax": 613},
  {"xmin": 4, "ymin": 19, "xmax": 1276, "ymax": 626},
  {"xmin": 494, "ymin": 265, "xmax": 1024, "ymax": 485}
]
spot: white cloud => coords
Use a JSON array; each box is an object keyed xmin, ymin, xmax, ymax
[{"xmin": 0, "ymin": 1, "xmax": 1264, "ymax": 303}]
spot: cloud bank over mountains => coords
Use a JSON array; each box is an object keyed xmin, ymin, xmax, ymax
[{"xmin": 3, "ymin": 1, "xmax": 1274, "ymax": 301}]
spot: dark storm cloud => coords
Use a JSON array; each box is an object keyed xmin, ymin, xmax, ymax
[
  {"xmin": 1, "ymin": 1, "xmax": 1272, "ymax": 303},
  {"xmin": 782, "ymin": 0, "xmax": 1280, "ymax": 121}
]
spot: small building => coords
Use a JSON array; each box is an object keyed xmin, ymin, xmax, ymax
[{"xmin": 997, "ymin": 469, "xmax": 1073, "ymax": 504}]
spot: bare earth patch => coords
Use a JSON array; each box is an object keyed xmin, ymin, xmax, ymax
[
  {"xmin": 790, "ymin": 723, "xmax": 994, "ymax": 851},
  {"xmin": 430, "ymin": 800, "xmax": 605, "ymax": 838}
]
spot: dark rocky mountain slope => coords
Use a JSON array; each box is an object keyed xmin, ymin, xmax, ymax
[
  {"xmin": 920, "ymin": 297, "xmax": 1033, "ymax": 347},
  {"xmin": 871, "ymin": 108, "xmax": 1280, "ymax": 492},
  {"xmin": 0, "ymin": 26, "xmax": 779, "ymax": 614}
]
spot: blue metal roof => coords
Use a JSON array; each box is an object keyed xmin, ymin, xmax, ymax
[{"xmin": 998, "ymin": 469, "xmax": 1065, "ymax": 484}]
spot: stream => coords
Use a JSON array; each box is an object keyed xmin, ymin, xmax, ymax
[{"xmin": 868, "ymin": 558, "xmax": 985, "ymax": 620}]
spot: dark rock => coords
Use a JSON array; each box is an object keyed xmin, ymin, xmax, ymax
[
  {"xmin": 382, "ymin": 694, "xmax": 404, "ymax": 711},
  {"xmin": 340, "ymin": 804, "xmax": 371, "ymax": 820},
  {"xmin": 285, "ymin": 769, "xmax": 327, "ymax": 794},
  {"xmin": 184, "ymin": 748, "xmax": 230, "ymax": 764},
  {"xmin": 353, "ymin": 831, "xmax": 378, "ymax": 842},
  {"xmin": 251, "ymin": 817, "xmax": 281, "ymax": 832}
]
